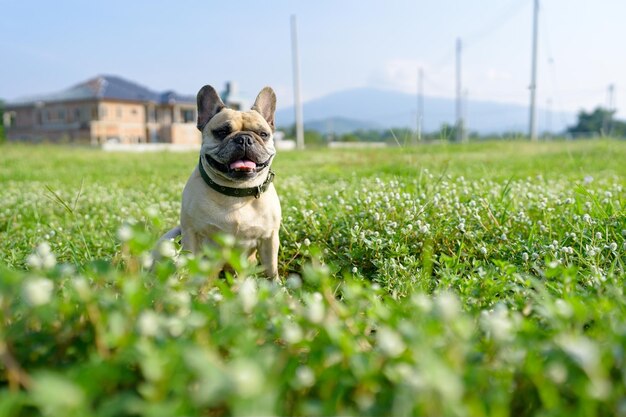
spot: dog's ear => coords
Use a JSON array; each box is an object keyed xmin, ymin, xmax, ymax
[
  {"xmin": 197, "ymin": 85, "xmax": 226, "ymax": 131},
  {"xmin": 251, "ymin": 87, "xmax": 277, "ymax": 131}
]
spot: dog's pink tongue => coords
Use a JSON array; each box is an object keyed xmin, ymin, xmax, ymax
[{"xmin": 229, "ymin": 159, "xmax": 257, "ymax": 170}]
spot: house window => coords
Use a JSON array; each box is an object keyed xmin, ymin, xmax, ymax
[
  {"xmin": 58, "ymin": 109, "xmax": 65, "ymax": 120},
  {"xmin": 74, "ymin": 108, "xmax": 80, "ymax": 121},
  {"xmin": 181, "ymin": 109, "xmax": 195, "ymax": 123}
]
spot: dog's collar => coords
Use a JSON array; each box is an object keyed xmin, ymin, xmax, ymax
[{"xmin": 198, "ymin": 156, "xmax": 275, "ymax": 198}]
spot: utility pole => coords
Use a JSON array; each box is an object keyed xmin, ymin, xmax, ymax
[
  {"xmin": 290, "ymin": 15, "xmax": 305, "ymax": 150},
  {"xmin": 603, "ymin": 83, "xmax": 615, "ymax": 136},
  {"xmin": 463, "ymin": 89, "xmax": 469, "ymax": 142},
  {"xmin": 455, "ymin": 38, "xmax": 465, "ymax": 143},
  {"xmin": 546, "ymin": 98, "xmax": 552, "ymax": 139},
  {"xmin": 417, "ymin": 67, "xmax": 424, "ymax": 142},
  {"xmin": 528, "ymin": 0, "xmax": 539, "ymax": 141},
  {"xmin": 607, "ymin": 84, "xmax": 615, "ymax": 110}
]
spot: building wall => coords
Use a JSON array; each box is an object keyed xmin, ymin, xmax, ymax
[
  {"xmin": 7, "ymin": 101, "xmax": 96, "ymax": 143},
  {"xmin": 171, "ymin": 123, "xmax": 202, "ymax": 145},
  {"xmin": 90, "ymin": 101, "xmax": 147, "ymax": 144},
  {"xmin": 6, "ymin": 99, "xmax": 200, "ymax": 145}
]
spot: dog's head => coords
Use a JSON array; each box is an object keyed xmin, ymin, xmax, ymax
[{"xmin": 197, "ymin": 85, "xmax": 277, "ymax": 182}]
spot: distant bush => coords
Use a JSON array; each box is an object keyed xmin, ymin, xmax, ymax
[{"xmin": 0, "ymin": 99, "xmax": 5, "ymax": 144}]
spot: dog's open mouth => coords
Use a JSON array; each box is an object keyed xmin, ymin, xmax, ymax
[
  {"xmin": 204, "ymin": 154, "xmax": 270, "ymax": 177},
  {"xmin": 229, "ymin": 159, "xmax": 257, "ymax": 172}
]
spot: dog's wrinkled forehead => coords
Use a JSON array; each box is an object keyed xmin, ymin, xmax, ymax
[{"xmin": 206, "ymin": 109, "xmax": 272, "ymax": 134}]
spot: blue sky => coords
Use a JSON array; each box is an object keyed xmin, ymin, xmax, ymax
[{"xmin": 2, "ymin": 0, "xmax": 625, "ymax": 117}]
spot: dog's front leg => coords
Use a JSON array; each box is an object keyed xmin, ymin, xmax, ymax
[
  {"xmin": 181, "ymin": 228, "xmax": 199, "ymax": 254},
  {"xmin": 258, "ymin": 229, "xmax": 280, "ymax": 280}
]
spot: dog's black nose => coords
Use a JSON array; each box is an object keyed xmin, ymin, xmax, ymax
[{"xmin": 235, "ymin": 135, "xmax": 253, "ymax": 146}]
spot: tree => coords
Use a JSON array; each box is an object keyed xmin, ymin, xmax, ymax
[
  {"xmin": 338, "ymin": 133, "xmax": 359, "ymax": 142},
  {"xmin": 0, "ymin": 99, "xmax": 5, "ymax": 144},
  {"xmin": 566, "ymin": 107, "xmax": 626, "ymax": 138},
  {"xmin": 304, "ymin": 130, "xmax": 326, "ymax": 147}
]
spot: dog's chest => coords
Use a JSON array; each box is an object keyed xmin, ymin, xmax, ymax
[
  {"xmin": 215, "ymin": 203, "xmax": 273, "ymax": 241},
  {"xmin": 183, "ymin": 189, "xmax": 279, "ymax": 247}
]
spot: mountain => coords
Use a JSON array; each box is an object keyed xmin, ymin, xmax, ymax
[
  {"xmin": 275, "ymin": 88, "xmax": 576, "ymax": 135},
  {"xmin": 303, "ymin": 117, "xmax": 381, "ymax": 135}
]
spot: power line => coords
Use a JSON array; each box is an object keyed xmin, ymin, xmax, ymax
[{"xmin": 464, "ymin": 0, "xmax": 529, "ymax": 48}]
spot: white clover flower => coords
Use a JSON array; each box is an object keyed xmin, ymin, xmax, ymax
[
  {"xmin": 141, "ymin": 253, "xmax": 154, "ymax": 269},
  {"xmin": 305, "ymin": 295, "xmax": 325, "ymax": 324},
  {"xmin": 164, "ymin": 317, "xmax": 185, "ymax": 337},
  {"xmin": 37, "ymin": 242, "xmax": 51, "ymax": 255},
  {"xmin": 377, "ymin": 327, "xmax": 405, "ymax": 358},
  {"xmin": 26, "ymin": 253, "xmax": 43, "ymax": 269},
  {"xmin": 481, "ymin": 307, "xmax": 515, "ymax": 342},
  {"xmin": 295, "ymin": 366, "xmax": 315, "ymax": 388},
  {"xmin": 457, "ymin": 223, "xmax": 466, "ymax": 233},
  {"xmin": 303, "ymin": 238, "xmax": 311, "ymax": 247},
  {"xmin": 285, "ymin": 274, "xmax": 302, "ymax": 290},
  {"xmin": 158, "ymin": 240, "xmax": 177, "ymax": 258},
  {"xmin": 557, "ymin": 335, "xmax": 600, "ymax": 374},
  {"xmin": 411, "ymin": 293, "xmax": 432, "ymax": 312},
  {"xmin": 239, "ymin": 279, "xmax": 258, "ymax": 313},
  {"xmin": 583, "ymin": 175, "xmax": 594, "ymax": 184},
  {"xmin": 23, "ymin": 278, "xmax": 54, "ymax": 306},
  {"xmin": 521, "ymin": 252, "xmax": 529, "ymax": 261},
  {"xmin": 208, "ymin": 288, "xmax": 223, "ymax": 302},
  {"xmin": 586, "ymin": 245, "xmax": 598, "ymax": 257},
  {"xmin": 436, "ymin": 292, "xmax": 460, "ymax": 321},
  {"xmin": 547, "ymin": 363, "xmax": 568, "ymax": 384},
  {"xmin": 146, "ymin": 206, "xmax": 159, "ymax": 218},
  {"xmin": 582, "ymin": 213, "xmax": 592, "ymax": 223},
  {"xmin": 609, "ymin": 242, "xmax": 618, "ymax": 252},
  {"xmin": 351, "ymin": 266, "xmax": 358, "ymax": 274},
  {"xmin": 283, "ymin": 322, "xmax": 303, "ymax": 344},
  {"xmin": 117, "ymin": 225, "xmax": 133, "ymax": 242},
  {"xmin": 480, "ymin": 246, "xmax": 488, "ymax": 255},
  {"xmin": 554, "ymin": 299, "xmax": 573, "ymax": 318},
  {"xmin": 72, "ymin": 277, "xmax": 91, "ymax": 300},
  {"xmin": 595, "ymin": 232, "xmax": 602, "ymax": 240},
  {"xmin": 138, "ymin": 310, "xmax": 160, "ymax": 337},
  {"xmin": 230, "ymin": 359, "xmax": 264, "ymax": 397},
  {"xmin": 169, "ymin": 291, "xmax": 191, "ymax": 309},
  {"xmin": 26, "ymin": 242, "xmax": 57, "ymax": 270}
]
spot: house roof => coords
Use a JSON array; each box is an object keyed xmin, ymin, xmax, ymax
[{"xmin": 8, "ymin": 75, "xmax": 196, "ymax": 107}]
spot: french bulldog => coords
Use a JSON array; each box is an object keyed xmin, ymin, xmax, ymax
[{"xmin": 159, "ymin": 85, "xmax": 281, "ymax": 279}]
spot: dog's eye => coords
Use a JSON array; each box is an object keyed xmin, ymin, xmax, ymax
[
  {"xmin": 212, "ymin": 127, "xmax": 231, "ymax": 140},
  {"xmin": 259, "ymin": 132, "xmax": 269, "ymax": 139}
]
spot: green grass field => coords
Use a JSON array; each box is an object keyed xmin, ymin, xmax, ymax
[{"xmin": 0, "ymin": 140, "xmax": 625, "ymax": 416}]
